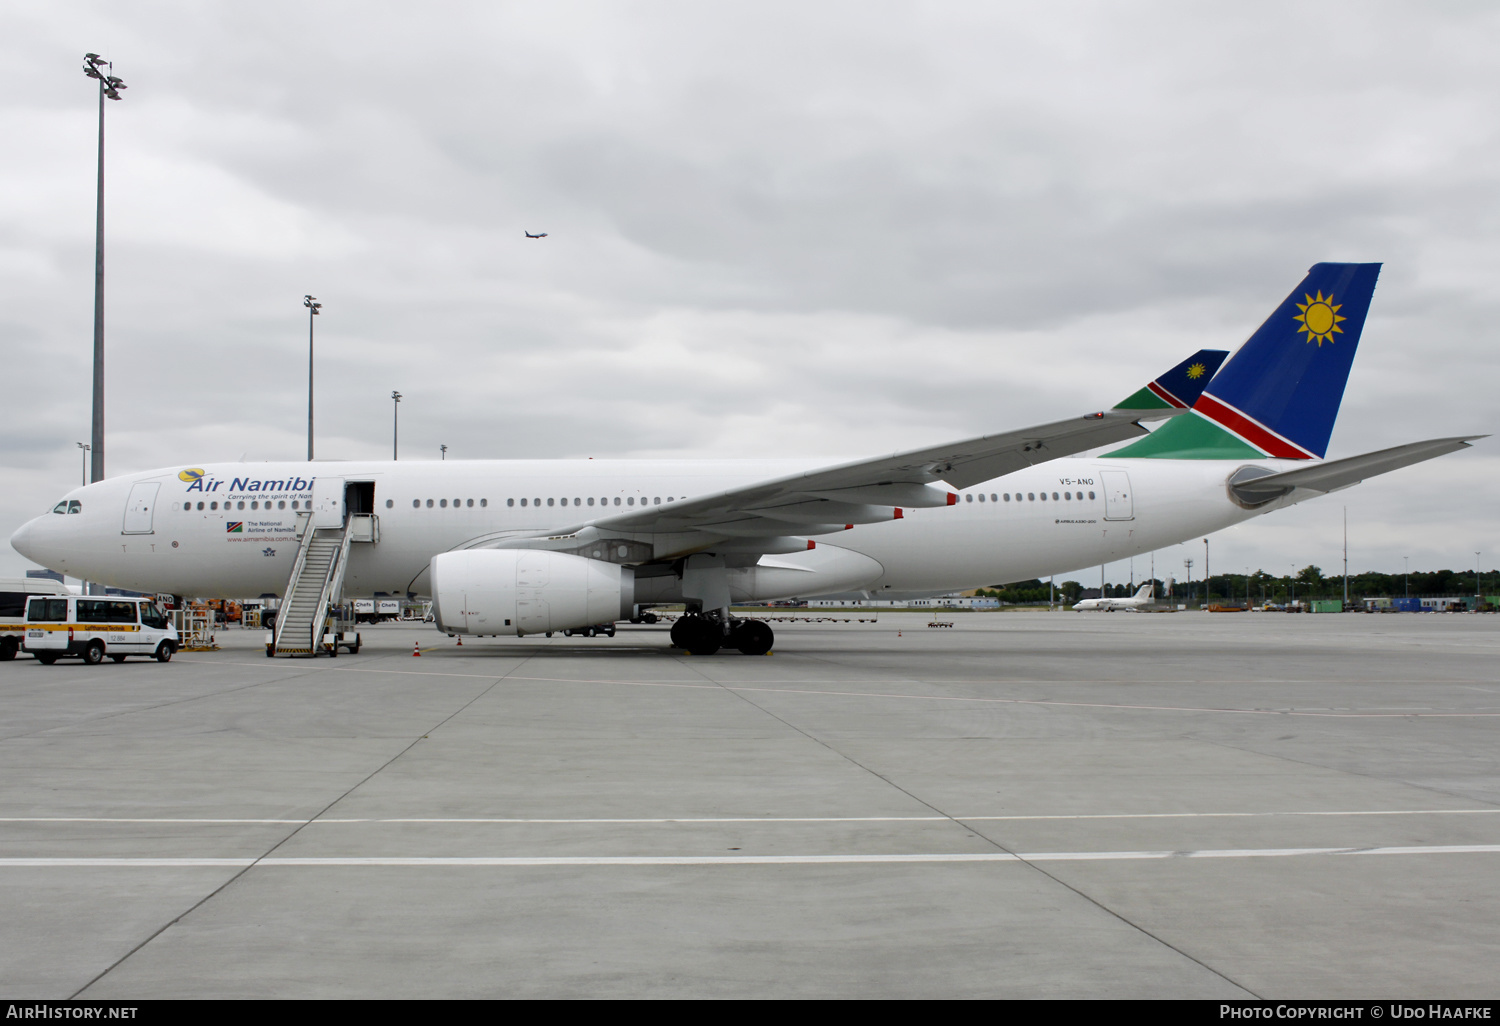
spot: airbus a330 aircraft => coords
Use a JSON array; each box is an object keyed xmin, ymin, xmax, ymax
[
  {"xmin": 10, "ymin": 262, "xmax": 1480, "ymax": 656},
  {"xmin": 1073, "ymin": 583, "xmax": 1156, "ymax": 612}
]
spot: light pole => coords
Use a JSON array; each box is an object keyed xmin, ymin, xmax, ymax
[
  {"xmin": 1184, "ymin": 558, "xmax": 1193, "ymax": 607},
  {"xmin": 76, "ymin": 442, "xmax": 90, "ymax": 487},
  {"xmin": 83, "ymin": 54, "xmax": 125, "ymax": 484},
  {"xmin": 304, "ymin": 295, "xmax": 321, "ymax": 461},
  {"xmin": 391, "ymin": 391, "xmax": 402, "ymax": 460},
  {"xmin": 1203, "ymin": 538, "xmax": 1210, "ymax": 605},
  {"xmin": 440, "ymin": 444, "xmax": 447, "ymax": 461},
  {"xmin": 1404, "ymin": 556, "xmax": 1409, "ymax": 598},
  {"xmin": 1477, "ymin": 552, "xmax": 1483, "ymax": 608}
]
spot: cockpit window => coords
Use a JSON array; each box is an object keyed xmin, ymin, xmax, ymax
[
  {"xmin": 52, "ymin": 502, "xmax": 67, "ymax": 514},
  {"xmin": 67, "ymin": 500, "xmax": 82, "ymax": 514}
]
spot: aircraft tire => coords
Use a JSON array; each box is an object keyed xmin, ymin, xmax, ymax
[
  {"xmin": 669, "ymin": 617, "xmax": 694, "ymax": 649},
  {"xmin": 683, "ymin": 618, "xmax": 722, "ymax": 656},
  {"xmin": 733, "ymin": 620, "xmax": 774, "ymax": 656}
]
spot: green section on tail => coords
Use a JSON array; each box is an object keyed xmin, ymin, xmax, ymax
[
  {"xmin": 1106, "ymin": 411, "xmax": 1265, "ymax": 459},
  {"xmin": 1113, "ymin": 386, "xmax": 1174, "ymax": 411}
]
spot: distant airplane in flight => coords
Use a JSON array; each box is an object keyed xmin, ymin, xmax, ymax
[{"xmin": 524, "ymin": 231, "xmax": 548, "ymax": 238}]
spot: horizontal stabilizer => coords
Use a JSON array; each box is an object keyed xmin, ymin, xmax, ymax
[{"xmin": 1229, "ymin": 436, "xmax": 1483, "ymax": 504}]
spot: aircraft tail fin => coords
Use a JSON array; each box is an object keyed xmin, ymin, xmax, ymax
[
  {"xmin": 1107, "ymin": 263, "xmax": 1381, "ymax": 459},
  {"xmin": 1113, "ymin": 349, "xmax": 1229, "ymax": 413},
  {"xmin": 1133, "ymin": 583, "xmax": 1153, "ymax": 601}
]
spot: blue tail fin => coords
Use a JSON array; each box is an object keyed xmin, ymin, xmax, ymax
[
  {"xmin": 1113, "ymin": 349, "xmax": 1229, "ymax": 412},
  {"xmin": 1196, "ymin": 262, "xmax": 1381, "ymax": 459}
]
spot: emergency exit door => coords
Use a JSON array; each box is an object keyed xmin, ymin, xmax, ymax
[{"xmin": 122, "ymin": 482, "xmax": 160, "ymax": 534}]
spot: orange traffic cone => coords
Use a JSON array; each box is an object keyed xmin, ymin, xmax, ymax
[
  {"xmin": 413, "ymin": 641, "xmax": 422, "ymax": 657},
  {"xmin": 456, "ymin": 636, "xmax": 463, "ymax": 646}
]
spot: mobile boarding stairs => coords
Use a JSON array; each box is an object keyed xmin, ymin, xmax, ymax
[{"xmin": 267, "ymin": 480, "xmax": 376, "ymax": 657}]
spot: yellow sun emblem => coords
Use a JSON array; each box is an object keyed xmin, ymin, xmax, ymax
[
  {"xmin": 1294, "ymin": 290, "xmax": 1345, "ymax": 346},
  {"xmin": 1185, "ymin": 363, "xmax": 1207, "ymax": 380}
]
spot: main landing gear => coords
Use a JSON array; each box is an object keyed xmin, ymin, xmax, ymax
[{"xmin": 670, "ymin": 612, "xmax": 774, "ymax": 656}]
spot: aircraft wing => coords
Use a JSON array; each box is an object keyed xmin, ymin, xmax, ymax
[
  {"xmin": 1229, "ymin": 436, "xmax": 1483, "ymax": 504},
  {"xmin": 468, "ymin": 351, "xmax": 1219, "ymax": 559}
]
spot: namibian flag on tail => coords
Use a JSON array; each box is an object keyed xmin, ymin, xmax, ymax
[
  {"xmin": 1109, "ymin": 262, "xmax": 1381, "ymax": 460},
  {"xmin": 1113, "ymin": 349, "xmax": 1229, "ymax": 412}
]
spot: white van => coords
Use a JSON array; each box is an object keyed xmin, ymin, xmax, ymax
[
  {"xmin": 23, "ymin": 595, "xmax": 179, "ymax": 665},
  {"xmin": 1, "ymin": 577, "xmax": 70, "ymax": 661}
]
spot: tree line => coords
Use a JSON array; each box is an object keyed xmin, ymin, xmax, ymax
[{"xmin": 976, "ymin": 566, "xmax": 1497, "ymax": 606}]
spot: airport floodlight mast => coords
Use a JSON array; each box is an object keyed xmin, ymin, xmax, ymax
[
  {"xmin": 440, "ymin": 444, "xmax": 447, "ymax": 461},
  {"xmin": 76, "ymin": 442, "xmax": 89, "ymax": 487},
  {"xmin": 82, "ymin": 53, "xmax": 125, "ymax": 485},
  {"xmin": 391, "ymin": 391, "xmax": 402, "ymax": 460},
  {"xmin": 304, "ymin": 295, "xmax": 321, "ymax": 461}
]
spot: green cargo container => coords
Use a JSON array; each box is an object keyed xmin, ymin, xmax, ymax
[{"xmin": 1309, "ymin": 600, "xmax": 1344, "ymax": 613}]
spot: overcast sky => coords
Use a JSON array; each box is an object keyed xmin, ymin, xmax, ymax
[{"xmin": 3, "ymin": 1, "xmax": 1497, "ymax": 586}]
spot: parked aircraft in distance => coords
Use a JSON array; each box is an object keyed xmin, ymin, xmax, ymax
[
  {"xmin": 11, "ymin": 263, "xmax": 1480, "ymax": 656},
  {"xmin": 1073, "ymin": 583, "xmax": 1156, "ymax": 612}
]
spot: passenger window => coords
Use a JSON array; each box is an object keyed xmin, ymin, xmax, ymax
[
  {"xmin": 440, "ymin": 499, "xmax": 448, "ymax": 508},
  {"xmin": 965, "ymin": 494, "xmax": 973, "ymax": 503},
  {"xmin": 508, "ymin": 499, "xmax": 515, "ymax": 507},
  {"xmin": 237, "ymin": 501, "xmax": 245, "ymax": 510},
  {"xmin": 250, "ymin": 501, "xmax": 258, "ymax": 510},
  {"xmin": 211, "ymin": 502, "xmax": 219, "ymax": 510},
  {"xmin": 653, "ymin": 497, "xmax": 660, "ymax": 505},
  {"xmin": 534, "ymin": 498, "xmax": 541, "ymax": 507},
  {"xmin": 278, "ymin": 500, "xmax": 286, "ymax": 509},
  {"xmin": 546, "ymin": 498, "xmax": 554, "ymax": 507},
  {"xmin": 68, "ymin": 500, "xmax": 82, "ymax": 514},
  {"xmin": 386, "ymin": 499, "xmax": 394, "ymax": 508},
  {"xmin": 628, "ymin": 497, "xmax": 635, "ymax": 506},
  {"xmin": 466, "ymin": 499, "xmax": 473, "ymax": 508},
  {"xmin": 412, "ymin": 500, "xmax": 420, "ymax": 508},
  {"xmin": 587, "ymin": 497, "xmax": 595, "ymax": 506},
  {"xmin": 1064, "ymin": 492, "xmax": 1071, "ymax": 500},
  {"xmin": 990, "ymin": 494, "xmax": 997, "ymax": 502},
  {"xmin": 1028, "ymin": 493, "xmax": 1035, "ymax": 501},
  {"xmin": 1004, "ymin": 494, "xmax": 1010, "ymax": 502},
  {"xmin": 977, "ymin": 494, "xmax": 985, "ymax": 502},
  {"xmin": 453, "ymin": 499, "xmax": 460, "ymax": 507},
  {"xmin": 480, "ymin": 499, "xmax": 487, "ymax": 507},
  {"xmin": 1051, "ymin": 492, "xmax": 1058, "ymax": 500},
  {"xmin": 1089, "ymin": 491, "xmax": 1096, "ymax": 500},
  {"xmin": 614, "ymin": 497, "xmax": 621, "ymax": 506},
  {"xmin": 520, "ymin": 499, "xmax": 527, "ymax": 507}
]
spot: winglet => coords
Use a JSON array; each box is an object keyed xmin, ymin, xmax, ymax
[{"xmin": 1114, "ymin": 349, "xmax": 1230, "ymax": 412}]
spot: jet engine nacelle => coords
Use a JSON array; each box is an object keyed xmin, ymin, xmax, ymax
[{"xmin": 430, "ymin": 549, "xmax": 635, "ymax": 636}]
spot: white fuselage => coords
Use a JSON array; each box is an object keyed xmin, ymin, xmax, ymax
[{"xmin": 9, "ymin": 456, "xmax": 1299, "ymax": 601}]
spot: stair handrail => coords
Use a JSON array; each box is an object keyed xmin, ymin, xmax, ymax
[
  {"xmin": 272, "ymin": 512, "xmax": 318, "ymax": 653},
  {"xmin": 310, "ymin": 522, "xmax": 357, "ymax": 652}
]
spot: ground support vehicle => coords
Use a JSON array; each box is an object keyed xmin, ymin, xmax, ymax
[
  {"xmin": 562, "ymin": 624, "xmax": 617, "ymax": 637},
  {"xmin": 0, "ymin": 577, "xmax": 70, "ymax": 661},
  {"xmin": 22, "ymin": 596, "xmax": 179, "ymax": 665}
]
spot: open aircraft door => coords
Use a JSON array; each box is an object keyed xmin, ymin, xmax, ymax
[
  {"xmin": 310, "ymin": 477, "xmax": 346, "ymax": 529},
  {"xmin": 122, "ymin": 482, "xmax": 160, "ymax": 535},
  {"xmin": 1101, "ymin": 470, "xmax": 1134, "ymax": 521}
]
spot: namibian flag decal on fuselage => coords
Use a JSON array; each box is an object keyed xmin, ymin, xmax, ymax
[
  {"xmin": 1109, "ymin": 262, "xmax": 1381, "ymax": 461},
  {"xmin": 226, "ymin": 522, "xmax": 244, "ymax": 533}
]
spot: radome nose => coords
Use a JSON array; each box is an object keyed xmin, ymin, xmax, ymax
[{"xmin": 10, "ymin": 517, "xmax": 45, "ymax": 564}]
